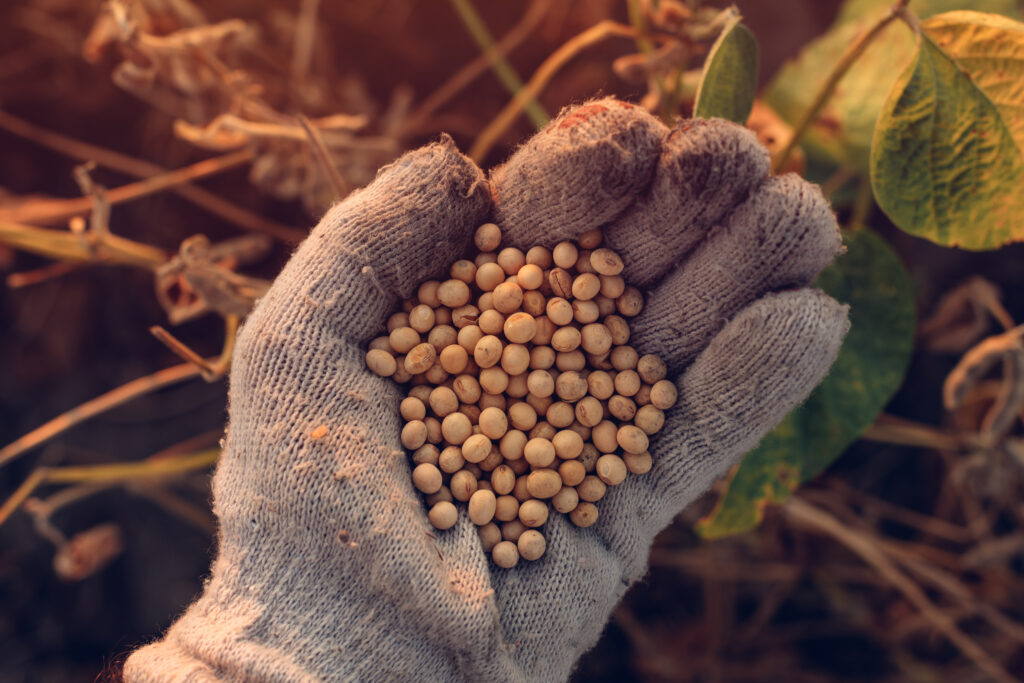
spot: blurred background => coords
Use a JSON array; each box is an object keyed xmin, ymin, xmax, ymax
[{"xmin": 2, "ymin": 0, "xmax": 1023, "ymax": 681}]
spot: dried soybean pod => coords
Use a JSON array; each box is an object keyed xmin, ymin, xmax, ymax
[
  {"xmin": 517, "ymin": 529, "xmax": 547, "ymax": 561},
  {"xmin": 492, "ymin": 541, "xmax": 520, "ymax": 568},
  {"xmin": 570, "ymin": 502, "xmax": 599, "ymax": 527},
  {"xmin": 577, "ymin": 475, "xmax": 607, "ymax": 502},
  {"xmin": 518, "ymin": 499, "xmax": 549, "ymax": 527},
  {"xmin": 428, "ymin": 501, "xmax": 459, "ymax": 530},
  {"xmin": 551, "ymin": 486, "xmax": 579, "ymax": 514},
  {"xmin": 478, "ymin": 523, "xmax": 501, "ymax": 552},
  {"xmin": 494, "ymin": 495, "xmax": 520, "ymax": 521},
  {"xmin": 468, "ymin": 489, "xmax": 497, "ymax": 525}
]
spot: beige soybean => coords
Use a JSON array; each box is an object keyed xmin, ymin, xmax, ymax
[
  {"xmin": 418, "ymin": 280, "xmax": 442, "ymax": 307},
  {"xmin": 438, "ymin": 446, "xmax": 465, "ymax": 474},
  {"xmin": 491, "ymin": 466, "xmax": 516, "ymax": 495},
  {"xmin": 408, "ymin": 305, "xmax": 435, "ymax": 333},
  {"xmin": 552, "ymin": 486, "xmax": 580, "ymax": 515},
  {"xmin": 494, "ymin": 495, "xmax": 520, "ymax": 521},
  {"xmin": 551, "ymin": 326, "xmax": 581, "ymax": 353},
  {"xmin": 596, "ymin": 454, "xmax": 628, "ymax": 486},
  {"xmin": 522, "ymin": 290, "xmax": 546, "ymax": 317},
  {"xmin": 623, "ymin": 452, "xmax": 653, "ymax": 475},
  {"xmin": 501, "ymin": 519, "xmax": 527, "ymax": 542},
  {"xmin": 552, "ymin": 241, "xmax": 578, "ymax": 269},
  {"xmin": 570, "ymin": 502, "xmax": 599, "ymax": 527},
  {"xmin": 441, "ymin": 412, "xmax": 472, "ymax": 445},
  {"xmin": 450, "ymin": 470, "xmax": 478, "ymax": 501},
  {"xmin": 508, "ymin": 403, "xmax": 537, "ymax": 431},
  {"xmin": 450, "ymin": 259, "xmax": 476, "ymax": 284},
  {"xmin": 650, "ymin": 380, "xmax": 678, "ymax": 410},
  {"xmin": 412, "ymin": 444, "xmax": 440, "ymax": 466},
  {"xmin": 526, "ymin": 469, "xmax": 562, "ymax": 499},
  {"xmin": 637, "ymin": 355, "xmax": 667, "ymax": 383},
  {"xmin": 428, "ymin": 386, "xmax": 459, "ymax": 417},
  {"xmin": 577, "ymin": 475, "xmax": 607, "ymax": 502},
  {"xmin": 524, "ymin": 438, "xmax": 556, "ymax": 468},
  {"xmin": 635, "ymin": 405, "xmax": 665, "ymax": 435},
  {"xmin": 504, "ymin": 314, "xmax": 537, "ymax": 345},
  {"xmin": 479, "ymin": 367, "xmax": 509, "ymax": 394},
  {"xmin": 478, "ymin": 522, "xmax": 501, "ymax": 552},
  {"xmin": 478, "ymin": 407, "xmax": 509, "ymax": 439},
  {"xmin": 517, "ymin": 529, "xmax": 547, "ymax": 561},
  {"xmin": 477, "ymin": 309, "xmax": 505, "ymax": 335},
  {"xmin": 616, "ymin": 425, "xmax": 649, "ymax": 454},
  {"xmin": 552, "ymin": 429, "xmax": 584, "ymax": 460},
  {"xmin": 438, "ymin": 279, "xmax": 471, "ymax": 308},
  {"xmin": 591, "ymin": 421, "xmax": 618, "ymax": 453},
  {"xmin": 462, "ymin": 434, "xmax": 492, "ymax": 463},
  {"xmin": 400, "ymin": 397, "xmax": 426, "ymax": 421},
  {"xmin": 475, "ymin": 223, "xmax": 502, "ymax": 251},
  {"xmin": 545, "ymin": 402, "xmax": 575, "ymax": 429},
  {"xmin": 401, "ymin": 420, "xmax": 428, "ymax": 449},
  {"xmin": 506, "ymin": 373, "xmax": 529, "ymax": 398},
  {"xmin": 518, "ymin": 499, "xmax": 549, "ymax": 527},
  {"xmin": 589, "ymin": 248, "xmax": 624, "ymax": 276},
  {"xmin": 546, "ymin": 298, "xmax": 574, "ymax": 326},
  {"xmin": 525, "ymin": 245, "xmax": 552, "ymax": 268},
  {"xmin": 617, "ymin": 287, "xmax": 644, "ymax": 316},
  {"xmin": 428, "ymin": 501, "xmax": 459, "ymax": 530},
  {"xmin": 608, "ymin": 395, "xmax": 637, "ymax": 421},
  {"xmin": 475, "ymin": 262, "xmax": 506, "ymax": 291},
  {"xmin": 499, "ymin": 429, "xmax": 528, "ymax": 460},
  {"xmin": 491, "ymin": 541, "xmax": 519, "ymax": 568},
  {"xmin": 571, "ymin": 273, "xmax": 601, "ymax": 300},
  {"xmin": 555, "ymin": 371, "xmax": 588, "ymax": 402},
  {"xmin": 492, "ymin": 282, "xmax": 523, "ymax": 314},
  {"xmin": 389, "ymin": 327, "xmax": 420, "ymax": 354},
  {"xmin": 572, "ymin": 299, "xmax": 600, "ymax": 324},
  {"xmin": 439, "ymin": 345, "xmax": 469, "ymax": 374},
  {"xmin": 468, "ymin": 489, "xmax": 497, "ymax": 525},
  {"xmin": 412, "ymin": 463, "xmax": 443, "ymax": 494},
  {"xmin": 387, "ymin": 312, "xmax": 410, "ymax": 332},
  {"xmin": 558, "ymin": 460, "xmax": 586, "ymax": 487},
  {"xmin": 580, "ymin": 323, "xmax": 612, "ymax": 355},
  {"xmin": 614, "ymin": 370, "xmax": 641, "ymax": 397},
  {"xmin": 453, "ymin": 374, "xmax": 482, "ymax": 404}
]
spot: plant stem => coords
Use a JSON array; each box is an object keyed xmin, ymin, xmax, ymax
[
  {"xmin": 448, "ymin": 0, "xmax": 549, "ymax": 129},
  {"xmin": 470, "ymin": 20, "xmax": 641, "ymax": 162},
  {"xmin": 771, "ymin": 0, "xmax": 912, "ymax": 174},
  {"xmin": 0, "ymin": 363, "xmax": 205, "ymax": 469},
  {"xmin": 402, "ymin": 0, "xmax": 549, "ymax": 137}
]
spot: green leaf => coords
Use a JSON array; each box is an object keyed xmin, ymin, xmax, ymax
[
  {"xmin": 871, "ymin": 12, "xmax": 1024, "ymax": 249},
  {"xmin": 697, "ymin": 228, "xmax": 915, "ymax": 538},
  {"xmin": 765, "ymin": 0, "xmax": 1021, "ymax": 173},
  {"xmin": 693, "ymin": 15, "xmax": 759, "ymax": 124}
]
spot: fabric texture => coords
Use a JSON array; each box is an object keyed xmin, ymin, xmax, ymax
[{"xmin": 124, "ymin": 98, "xmax": 849, "ymax": 682}]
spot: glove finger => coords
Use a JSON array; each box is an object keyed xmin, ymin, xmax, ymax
[
  {"xmin": 628, "ymin": 174, "xmax": 842, "ymax": 376},
  {"xmin": 606, "ymin": 118, "xmax": 771, "ymax": 289},
  {"xmin": 595, "ymin": 289, "xmax": 848, "ymax": 580},
  {"xmin": 241, "ymin": 137, "xmax": 490, "ymax": 348},
  {"xmin": 490, "ymin": 98, "xmax": 666, "ymax": 248}
]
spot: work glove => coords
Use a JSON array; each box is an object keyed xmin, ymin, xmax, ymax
[{"xmin": 125, "ymin": 98, "xmax": 848, "ymax": 682}]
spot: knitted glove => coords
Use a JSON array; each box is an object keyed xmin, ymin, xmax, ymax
[{"xmin": 124, "ymin": 98, "xmax": 848, "ymax": 682}]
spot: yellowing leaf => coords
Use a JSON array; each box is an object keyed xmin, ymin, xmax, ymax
[{"xmin": 871, "ymin": 12, "xmax": 1024, "ymax": 249}]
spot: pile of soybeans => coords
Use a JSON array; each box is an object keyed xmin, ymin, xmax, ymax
[{"xmin": 364, "ymin": 223, "xmax": 676, "ymax": 568}]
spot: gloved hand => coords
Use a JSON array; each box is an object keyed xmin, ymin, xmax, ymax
[{"xmin": 124, "ymin": 98, "xmax": 847, "ymax": 682}]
